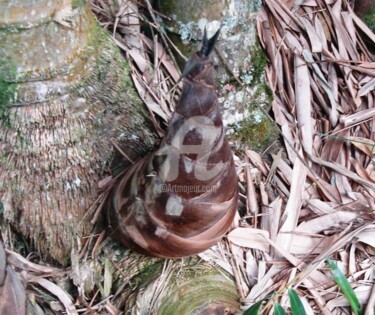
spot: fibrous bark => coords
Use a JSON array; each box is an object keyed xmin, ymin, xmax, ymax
[{"xmin": 0, "ymin": 0, "xmax": 156, "ymax": 264}]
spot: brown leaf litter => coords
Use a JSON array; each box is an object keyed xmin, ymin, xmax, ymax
[{"xmin": 222, "ymin": 0, "xmax": 374, "ymax": 312}]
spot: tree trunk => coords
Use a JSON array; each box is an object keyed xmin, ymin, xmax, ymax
[{"xmin": 0, "ymin": 0, "xmax": 156, "ymax": 264}]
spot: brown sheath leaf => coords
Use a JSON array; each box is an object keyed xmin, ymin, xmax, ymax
[
  {"xmin": 106, "ymin": 29, "xmax": 238, "ymax": 258},
  {"xmin": 0, "ymin": 267, "xmax": 27, "ymax": 315}
]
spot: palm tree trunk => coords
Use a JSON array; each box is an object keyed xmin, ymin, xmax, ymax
[{"xmin": 0, "ymin": 0, "xmax": 156, "ymax": 264}]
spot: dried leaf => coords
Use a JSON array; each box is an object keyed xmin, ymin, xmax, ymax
[
  {"xmin": 30, "ymin": 278, "xmax": 78, "ymax": 315},
  {"xmin": 326, "ymin": 285, "xmax": 372, "ymax": 311},
  {"xmin": 295, "ymin": 55, "xmax": 313, "ymax": 154},
  {"xmin": 302, "ymin": 49, "xmax": 339, "ymax": 126},
  {"xmin": 306, "ymin": 199, "xmax": 336, "ymax": 214},
  {"xmin": 340, "ymin": 108, "xmax": 375, "ymax": 127},
  {"xmin": 309, "ymin": 154, "xmax": 375, "ymax": 191},
  {"xmin": 6, "ymin": 250, "xmax": 62, "ymax": 274},
  {"xmin": 227, "ymin": 228, "xmax": 270, "ymax": 252},
  {"xmin": 290, "ymin": 234, "xmax": 339, "ymax": 255},
  {"xmin": 140, "ymin": 34, "xmax": 180, "ymax": 83},
  {"xmin": 132, "ymin": 73, "xmax": 169, "ymax": 121},
  {"xmin": 300, "ymin": 16, "xmax": 322, "ymax": 53},
  {"xmin": 103, "ymin": 258, "xmax": 113, "ymax": 298},
  {"xmin": 358, "ymin": 78, "xmax": 375, "ymax": 97},
  {"xmin": 0, "ymin": 267, "xmax": 26, "ymax": 315},
  {"xmin": 356, "ymin": 225, "xmax": 375, "ymax": 248},
  {"xmin": 347, "ymin": 136, "xmax": 375, "ymax": 157},
  {"xmin": 314, "ymin": 15, "xmax": 329, "ymax": 49},
  {"xmin": 295, "ymin": 211, "xmax": 357, "ymax": 233},
  {"xmin": 0, "ymin": 242, "xmax": 5, "ymax": 286},
  {"xmin": 277, "ymin": 155, "xmax": 307, "ymax": 252}
]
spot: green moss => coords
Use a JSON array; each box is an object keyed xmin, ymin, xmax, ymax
[
  {"xmin": 0, "ymin": 59, "xmax": 18, "ymax": 128},
  {"xmin": 362, "ymin": 9, "xmax": 375, "ymax": 33},
  {"xmin": 231, "ymin": 108, "xmax": 277, "ymax": 151},
  {"xmin": 71, "ymin": 0, "xmax": 86, "ymax": 9},
  {"xmin": 157, "ymin": 0, "xmax": 216, "ymax": 23},
  {"xmin": 76, "ymin": 19, "xmax": 133, "ymax": 91},
  {"xmin": 135, "ymin": 260, "xmax": 164, "ymax": 285},
  {"xmin": 71, "ymin": 128, "xmax": 85, "ymax": 142},
  {"xmin": 159, "ymin": 271, "xmax": 239, "ymax": 315},
  {"xmin": 230, "ymin": 41, "xmax": 278, "ymax": 152},
  {"xmin": 230, "ymin": 82, "xmax": 276, "ymax": 152},
  {"xmin": 16, "ymin": 130, "xmax": 31, "ymax": 149},
  {"xmin": 242, "ymin": 42, "xmax": 268, "ymax": 88},
  {"xmin": 102, "ymin": 241, "xmax": 128, "ymax": 263}
]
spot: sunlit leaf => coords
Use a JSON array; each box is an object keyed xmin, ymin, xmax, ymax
[
  {"xmin": 326, "ymin": 258, "xmax": 362, "ymax": 315},
  {"xmin": 243, "ymin": 300, "xmax": 263, "ymax": 315},
  {"xmin": 274, "ymin": 303, "xmax": 287, "ymax": 315},
  {"xmin": 289, "ymin": 289, "xmax": 307, "ymax": 315}
]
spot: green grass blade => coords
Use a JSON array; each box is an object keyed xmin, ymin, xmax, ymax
[
  {"xmin": 243, "ymin": 300, "xmax": 263, "ymax": 315},
  {"xmin": 289, "ymin": 289, "xmax": 307, "ymax": 315},
  {"xmin": 326, "ymin": 258, "xmax": 362, "ymax": 315},
  {"xmin": 274, "ymin": 303, "xmax": 287, "ymax": 315}
]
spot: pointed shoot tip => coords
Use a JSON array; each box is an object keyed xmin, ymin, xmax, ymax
[{"xmin": 199, "ymin": 27, "xmax": 221, "ymax": 57}]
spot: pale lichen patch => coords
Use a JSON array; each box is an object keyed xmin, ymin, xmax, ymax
[{"xmin": 165, "ymin": 195, "xmax": 184, "ymax": 216}]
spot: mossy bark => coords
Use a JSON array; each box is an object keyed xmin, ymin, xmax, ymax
[
  {"xmin": 104, "ymin": 247, "xmax": 240, "ymax": 315},
  {"xmin": 0, "ymin": 0, "xmax": 156, "ymax": 264},
  {"xmin": 354, "ymin": 0, "xmax": 375, "ymax": 32},
  {"xmin": 354, "ymin": 0, "xmax": 375, "ymax": 53}
]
